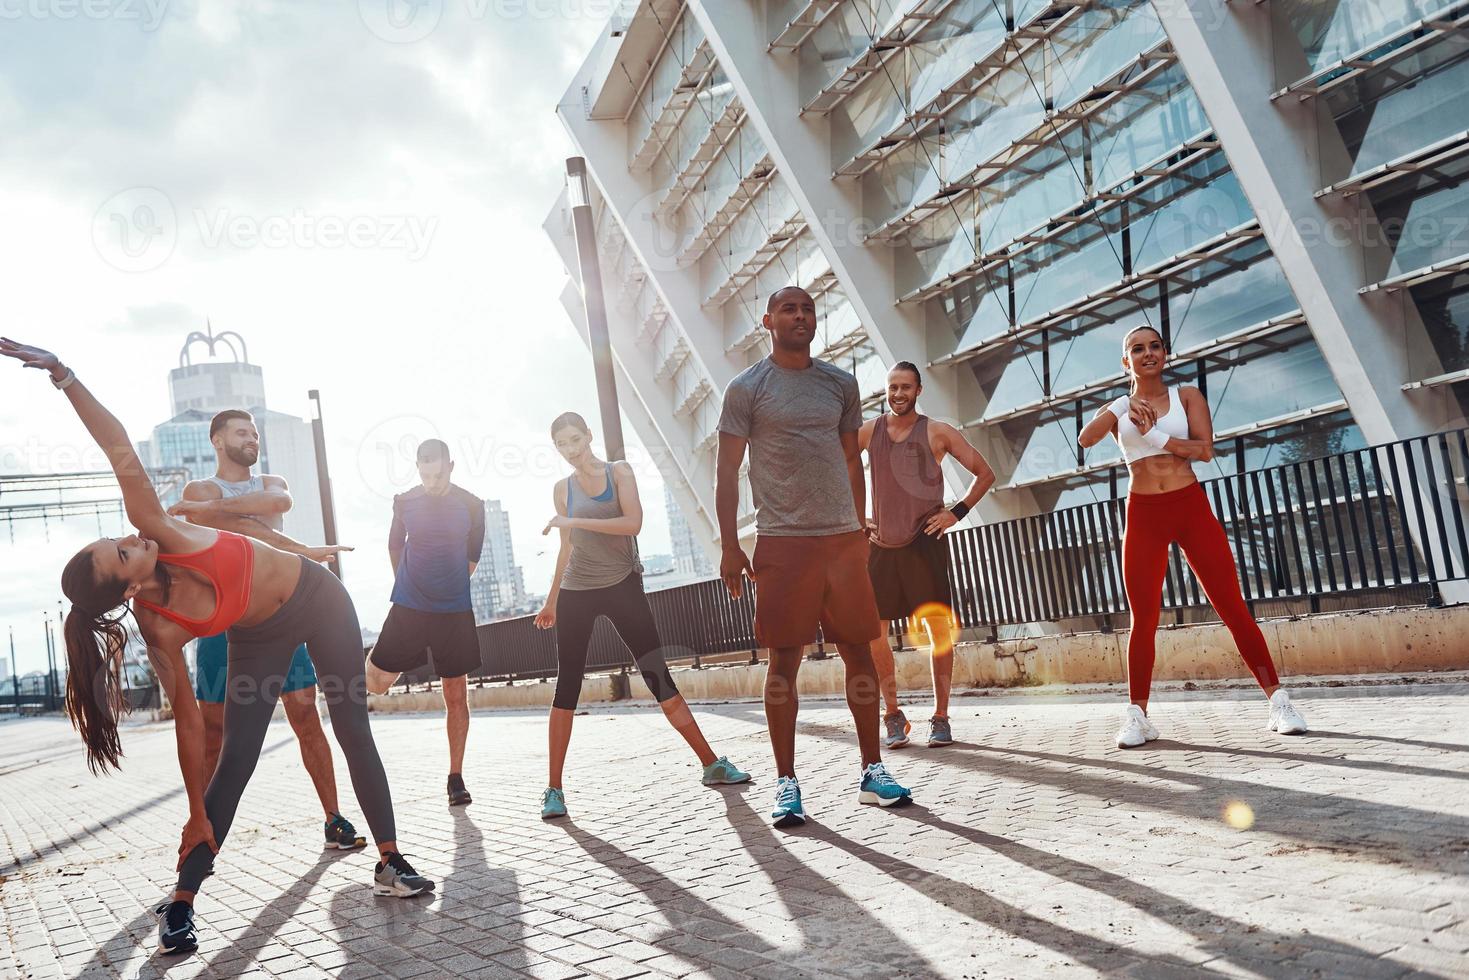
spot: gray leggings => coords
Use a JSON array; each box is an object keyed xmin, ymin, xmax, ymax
[{"xmin": 177, "ymin": 557, "xmax": 395, "ymax": 893}]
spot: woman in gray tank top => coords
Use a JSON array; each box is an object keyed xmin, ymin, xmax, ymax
[{"xmin": 532, "ymin": 412, "xmax": 749, "ymax": 819}]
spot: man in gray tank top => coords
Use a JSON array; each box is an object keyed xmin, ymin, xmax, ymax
[
  {"xmin": 167, "ymin": 409, "xmax": 365, "ymax": 851},
  {"xmin": 860, "ymin": 362, "xmax": 994, "ymax": 751}
]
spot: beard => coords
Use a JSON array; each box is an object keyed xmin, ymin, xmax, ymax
[
  {"xmin": 889, "ymin": 400, "xmax": 915, "ymax": 416},
  {"xmin": 224, "ymin": 445, "xmax": 259, "ymax": 467}
]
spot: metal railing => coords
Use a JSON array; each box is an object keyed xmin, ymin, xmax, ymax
[{"xmin": 398, "ymin": 427, "xmax": 1469, "ymax": 687}]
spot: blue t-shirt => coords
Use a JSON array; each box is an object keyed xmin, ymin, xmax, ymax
[{"xmin": 389, "ymin": 484, "xmax": 486, "ymax": 613}]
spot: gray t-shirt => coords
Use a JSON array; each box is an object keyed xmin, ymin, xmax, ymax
[{"xmin": 718, "ymin": 356, "xmax": 864, "ymax": 537}]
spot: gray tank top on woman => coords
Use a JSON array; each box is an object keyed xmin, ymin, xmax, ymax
[
  {"xmin": 206, "ymin": 474, "xmax": 282, "ymax": 531},
  {"xmin": 560, "ymin": 463, "xmax": 642, "ymax": 591}
]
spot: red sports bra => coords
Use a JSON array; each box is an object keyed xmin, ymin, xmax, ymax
[{"xmin": 134, "ymin": 530, "xmax": 255, "ymax": 637}]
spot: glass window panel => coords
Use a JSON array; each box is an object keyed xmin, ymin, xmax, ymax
[
  {"xmin": 980, "ymin": 341, "xmax": 1046, "ymax": 420},
  {"xmin": 1168, "ymin": 252, "xmax": 1297, "ymax": 350},
  {"xmin": 1369, "ymin": 156, "xmax": 1469, "ymax": 277},
  {"xmin": 1051, "ymin": 320, "xmax": 1133, "ymax": 395},
  {"xmin": 938, "ymin": 270, "xmax": 1013, "ymax": 358},
  {"xmin": 1048, "ymin": 1, "xmax": 1165, "ymax": 111},
  {"xmin": 981, "ymin": 135, "xmax": 1089, "ymax": 251},
  {"xmin": 1008, "ymin": 417, "xmax": 1083, "ymax": 485},
  {"xmin": 1329, "ymin": 40, "xmax": 1469, "ymax": 176},
  {"xmin": 1130, "ymin": 170, "xmax": 1251, "ymax": 272},
  {"xmin": 1092, "ymin": 68, "xmax": 1210, "ymax": 188},
  {"xmin": 1412, "ymin": 273, "xmax": 1469, "ymax": 376},
  {"xmin": 1209, "ymin": 339, "xmax": 1343, "ymax": 435},
  {"xmin": 1275, "ymin": 0, "xmax": 1459, "ymax": 74},
  {"xmin": 1012, "ymin": 219, "xmax": 1127, "ymax": 324},
  {"xmin": 900, "ymin": 205, "xmax": 978, "ymax": 296}
]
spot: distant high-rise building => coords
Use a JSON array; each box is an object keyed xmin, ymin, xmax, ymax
[
  {"xmin": 469, "ymin": 499, "xmax": 528, "ymax": 623},
  {"xmin": 137, "ymin": 325, "xmax": 325, "ymax": 545},
  {"xmin": 665, "ymin": 484, "xmax": 712, "ymax": 580}
]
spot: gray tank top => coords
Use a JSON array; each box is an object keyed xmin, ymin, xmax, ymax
[
  {"xmin": 206, "ymin": 474, "xmax": 282, "ymax": 532},
  {"xmin": 560, "ymin": 463, "xmax": 642, "ymax": 591}
]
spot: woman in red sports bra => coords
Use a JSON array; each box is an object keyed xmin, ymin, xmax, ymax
[{"xmin": 2, "ymin": 338, "xmax": 434, "ymax": 956}]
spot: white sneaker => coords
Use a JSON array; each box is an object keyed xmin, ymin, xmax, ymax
[
  {"xmin": 1116, "ymin": 705, "xmax": 1159, "ymax": 748},
  {"xmin": 1268, "ymin": 689, "xmax": 1308, "ymax": 734}
]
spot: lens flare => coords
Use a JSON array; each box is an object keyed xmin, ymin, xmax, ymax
[
  {"xmin": 1222, "ymin": 800, "xmax": 1255, "ymax": 830},
  {"xmin": 910, "ymin": 602, "xmax": 957, "ymax": 628}
]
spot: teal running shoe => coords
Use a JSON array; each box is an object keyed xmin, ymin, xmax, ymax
[
  {"xmin": 770, "ymin": 776, "xmax": 806, "ymax": 828},
  {"xmin": 324, "ymin": 812, "xmax": 367, "ymax": 850},
  {"xmin": 541, "ymin": 787, "xmax": 568, "ymax": 820},
  {"xmin": 857, "ymin": 762, "xmax": 912, "ymax": 808},
  {"xmin": 701, "ymin": 756, "xmax": 751, "ymax": 786}
]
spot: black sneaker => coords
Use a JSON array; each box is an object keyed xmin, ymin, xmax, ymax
[
  {"xmin": 324, "ymin": 812, "xmax": 367, "ymax": 850},
  {"xmin": 154, "ymin": 899, "xmax": 198, "ymax": 955},
  {"xmin": 373, "ymin": 851, "xmax": 436, "ymax": 897},
  {"xmin": 447, "ymin": 773, "xmax": 472, "ymax": 807}
]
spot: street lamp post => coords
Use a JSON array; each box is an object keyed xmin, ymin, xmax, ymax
[
  {"xmin": 43, "ymin": 613, "xmax": 58, "ymax": 711},
  {"xmin": 565, "ymin": 157, "xmax": 626, "ymax": 463},
  {"xmin": 308, "ymin": 389, "xmax": 343, "ymax": 581}
]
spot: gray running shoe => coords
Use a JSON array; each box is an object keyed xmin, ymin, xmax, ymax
[
  {"xmin": 927, "ymin": 716, "xmax": 954, "ymax": 747},
  {"xmin": 883, "ymin": 710, "xmax": 911, "ymax": 749},
  {"xmin": 154, "ymin": 900, "xmax": 197, "ymax": 955},
  {"xmin": 373, "ymin": 852, "xmax": 435, "ymax": 897}
]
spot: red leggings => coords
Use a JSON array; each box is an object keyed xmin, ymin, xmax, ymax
[{"xmin": 1123, "ymin": 482, "xmax": 1279, "ymax": 704}]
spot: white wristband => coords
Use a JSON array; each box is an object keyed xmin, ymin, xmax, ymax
[
  {"xmin": 1142, "ymin": 427, "xmax": 1170, "ymax": 450},
  {"xmin": 52, "ymin": 369, "xmax": 77, "ymax": 390},
  {"xmin": 1108, "ymin": 399, "xmax": 1129, "ymax": 422}
]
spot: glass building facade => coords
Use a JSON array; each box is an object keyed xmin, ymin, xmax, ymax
[{"xmin": 547, "ymin": 0, "xmax": 1469, "ymax": 565}]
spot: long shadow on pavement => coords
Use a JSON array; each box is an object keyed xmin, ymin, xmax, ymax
[
  {"xmin": 725, "ymin": 705, "xmax": 1467, "ymax": 876},
  {"xmin": 864, "ymin": 806, "xmax": 1441, "ymax": 979},
  {"xmin": 560, "ymin": 809, "xmax": 939, "ymax": 980},
  {"xmin": 1145, "ymin": 737, "xmax": 1469, "ymax": 782}
]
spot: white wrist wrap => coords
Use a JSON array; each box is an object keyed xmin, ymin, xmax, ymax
[{"xmin": 1142, "ymin": 427, "xmax": 1170, "ymax": 450}]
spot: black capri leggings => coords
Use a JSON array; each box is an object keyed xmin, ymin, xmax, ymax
[
  {"xmin": 553, "ymin": 571, "xmax": 679, "ymax": 710},
  {"xmin": 177, "ymin": 557, "xmax": 396, "ymax": 893}
]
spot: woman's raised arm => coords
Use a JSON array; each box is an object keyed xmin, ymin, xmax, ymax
[{"xmin": 1, "ymin": 338, "xmax": 190, "ymax": 543}]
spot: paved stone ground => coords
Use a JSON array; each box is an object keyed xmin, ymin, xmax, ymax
[{"xmin": 2, "ymin": 677, "xmax": 1468, "ymax": 979}]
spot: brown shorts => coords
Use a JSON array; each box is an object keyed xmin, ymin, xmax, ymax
[{"xmin": 752, "ymin": 530, "xmax": 881, "ymax": 649}]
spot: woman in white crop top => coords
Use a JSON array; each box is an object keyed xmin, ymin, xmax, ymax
[{"xmin": 1078, "ymin": 325, "xmax": 1308, "ymax": 748}]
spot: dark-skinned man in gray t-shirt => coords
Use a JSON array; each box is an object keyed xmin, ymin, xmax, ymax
[{"xmin": 717, "ymin": 285, "xmax": 913, "ymax": 828}]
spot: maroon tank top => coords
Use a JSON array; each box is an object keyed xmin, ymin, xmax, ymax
[{"xmin": 870, "ymin": 413, "xmax": 945, "ymax": 548}]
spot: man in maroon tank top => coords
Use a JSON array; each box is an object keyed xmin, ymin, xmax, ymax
[{"xmin": 860, "ymin": 362, "xmax": 994, "ymax": 749}]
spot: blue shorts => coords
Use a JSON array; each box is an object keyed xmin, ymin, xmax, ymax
[{"xmin": 194, "ymin": 633, "xmax": 317, "ymax": 704}]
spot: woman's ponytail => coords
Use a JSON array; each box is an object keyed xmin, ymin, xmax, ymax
[{"xmin": 61, "ymin": 549, "xmax": 131, "ymax": 773}]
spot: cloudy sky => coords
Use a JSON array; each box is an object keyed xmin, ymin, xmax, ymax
[{"xmin": 0, "ymin": 0, "xmax": 673, "ymax": 674}]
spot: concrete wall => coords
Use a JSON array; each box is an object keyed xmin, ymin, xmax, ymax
[{"xmin": 366, "ymin": 604, "xmax": 1469, "ymax": 713}]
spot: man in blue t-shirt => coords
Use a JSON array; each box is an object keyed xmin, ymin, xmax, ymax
[{"xmin": 365, "ymin": 438, "xmax": 486, "ymax": 806}]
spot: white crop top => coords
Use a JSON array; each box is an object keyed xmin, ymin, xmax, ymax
[{"xmin": 1109, "ymin": 387, "xmax": 1189, "ymax": 464}]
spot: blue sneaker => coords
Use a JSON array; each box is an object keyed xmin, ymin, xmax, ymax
[
  {"xmin": 770, "ymin": 776, "xmax": 806, "ymax": 828},
  {"xmin": 541, "ymin": 787, "xmax": 568, "ymax": 820},
  {"xmin": 701, "ymin": 756, "xmax": 751, "ymax": 786},
  {"xmin": 858, "ymin": 762, "xmax": 912, "ymax": 808}
]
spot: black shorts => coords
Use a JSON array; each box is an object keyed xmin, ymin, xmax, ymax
[
  {"xmin": 368, "ymin": 605, "xmax": 481, "ymax": 678},
  {"xmin": 868, "ymin": 532, "xmax": 954, "ymax": 622}
]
